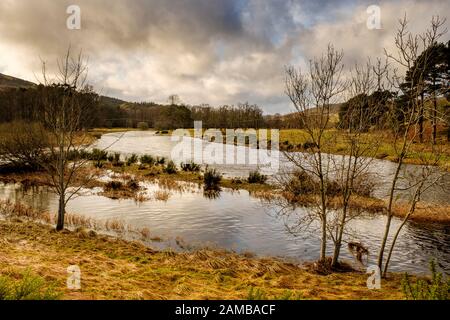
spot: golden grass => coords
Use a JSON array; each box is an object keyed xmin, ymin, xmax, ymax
[
  {"xmin": 276, "ymin": 129, "xmax": 450, "ymax": 166},
  {"xmin": 0, "ymin": 218, "xmax": 407, "ymax": 300}
]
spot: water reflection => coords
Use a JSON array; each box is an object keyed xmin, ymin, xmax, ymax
[
  {"xmin": 92, "ymin": 131, "xmax": 450, "ymax": 205},
  {"xmin": 0, "ymin": 182, "xmax": 448, "ymax": 275},
  {"xmin": 203, "ymin": 189, "xmax": 221, "ymax": 200}
]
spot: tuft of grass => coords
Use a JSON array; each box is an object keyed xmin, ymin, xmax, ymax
[
  {"xmin": 247, "ymin": 170, "xmax": 267, "ymax": 184},
  {"xmin": 164, "ymin": 161, "xmax": 178, "ymax": 174},
  {"xmin": 140, "ymin": 154, "xmax": 155, "ymax": 167},
  {"xmin": 203, "ymin": 167, "xmax": 222, "ymax": 191},
  {"xmin": 126, "ymin": 154, "xmax": 138, "ymax": 166},
  {"xmin": 156, "ymin": 157, "xmax": 166, "ymax": 166},
  {"xmin": 181, "ymin": 161, "xmax": 201, "ymax": 172}
]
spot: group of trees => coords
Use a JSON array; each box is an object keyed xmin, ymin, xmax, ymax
[
  {"xmin": 0, "ymin": 84, "xmax": 99, "ymax": 129},
  {"xmin": 281, "ymin": 15, "xmax": 449, "ymax": 276},
  {"xmin": 190, "ymin": 103, "xmax": 265, "ymax": 129},
  {"xmin": 339, "ymin": 40, "xmax": 449, "ymax": 142}
]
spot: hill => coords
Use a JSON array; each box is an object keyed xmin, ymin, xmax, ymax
[{"xmin": 0, "ymin": 73, "xmax": 36, "ymax": 91}]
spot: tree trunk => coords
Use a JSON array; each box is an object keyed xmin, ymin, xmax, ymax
[
  {"xmin": 432, "ymin": 79, "xmax": 437, "ymax": 145},
  {"xmin": 433, "ymin": 94, "xmax": 437, "ymax": 145},
  {"xmin": 320, "ymin": 215, "xmax": 327, "ymax": 262},
  {"xmin": 56, "ymin": 194, "xmax": 65, "ymax": 231},
  {"xmin": 377, "ymin": 159, "xmax": 402, "ymax": 271},
  {"xmin": 419, "ymin": 93, "xmax": 424, "ymax": 143}
]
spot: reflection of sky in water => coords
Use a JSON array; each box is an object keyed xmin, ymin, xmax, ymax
[
  {"xmin": 0, "ymin": 182, "xmax": 448, "ymax": 275},
  {"xmin": 93, "ymin": 131, "xmax": 450, "ymax": 205}
]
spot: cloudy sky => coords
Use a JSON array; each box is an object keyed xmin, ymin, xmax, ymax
[{"xmin": 0, "ymin": 0, "xmax": 448, "ymax": 114}]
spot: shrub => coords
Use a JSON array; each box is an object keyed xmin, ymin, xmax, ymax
[
  {"xmin": 140, "ymin": 154, "xmax": 155, "ymax": 166},
  {"xmin": 91, "ymin": 149, "xmax": 108, "ymax": 161},
  {"xmin": 137, "ymin": 122, "xmax": 149, "ymax": 131},
  {"xmin": 104, "ymin": 181, "xmax": 123, "ymax": 191},
  {"xmin": 181, "ymin": 161, "xmax": 201, "ymax": 172},
  {"xmin": 402, "ymin": 261, "xmax": 449, "ymax": 300},
  {"xmin": 126, "ymin": 154, "xmax": 138, "ymax": 166},
  {"xmin": 107, "ymin": 154, "xmax": 114, "ymax": 163},
  {"xmin": 302, "ymin": 141, "xmax": 318, "ymax": 150},
  {"xmin": 126, "ymin": 179, "xmax": 140, "ymax": 191},
  {"xmin": 89, "ymin": 149, "xmax": 107, "ymax": 169},
  {"xmin": 164, "ymin": 161, "xmax": 178, "ymax": 174},
  {"xmin": 0, "ymin": 121, "xmax": 49, "ymax": 170},
  {"xmin": 248, "ymin": 170, "xmax": 267, "ymax": 184},
  {"xmin": 285, "ymin": 170, "xmax": 318, "ymax": 196},
  {"xmin": 0, "ymin": 270, "xmax": 61, "ymax": 300},
  {"xmin": 204, "ymin": 167, "xmax": 222, "ymax": 191}
]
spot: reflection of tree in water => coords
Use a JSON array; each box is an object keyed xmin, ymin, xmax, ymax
[
  {"xmin": 404, "ymin": 220, "xmax": 450, "ymax": 271},
  {"xmin": 13, "ymin": 184, "xmax": 52, "ymax": 213},
  {"xmin": 203, "ymin": 189, "xmax": 221, "ymax": 200}
]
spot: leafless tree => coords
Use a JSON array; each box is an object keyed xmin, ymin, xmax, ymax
[
  {"xmin": 329, "ymin": 60, "xmax": 382, "ymax": 267},
  {"xmin": 283, "ymin": 45, "xmax": 347, "ymax": 263},
  {"xmin": 377, "ymin": 15, "xmax": 448, "ymax": 276},
  {"xmin": 168, "ymin": 94, "xmax": 181, "ymax": 106},
  {"xmin": 36, "ymin": 49, "xmax": 103, "ymax": 231}
]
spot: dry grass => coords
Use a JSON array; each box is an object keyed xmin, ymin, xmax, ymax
[
  {"xmin": 0, "ymin": 200, "xmax": 160, "ymax": 242},
  {"xmin": 275, "ymin": 128, "xmax": 450, "ymax": 166},
  {"xmin": 0, "ymin": 218, "xmax": 406, "ymax": 300},
  {"xmin": 153, "ymin": 190, "xmax": 171, "ymax": 202}
]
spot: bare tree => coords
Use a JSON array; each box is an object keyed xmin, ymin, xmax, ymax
[
  {"xmin": 377, "ymin": 15, "xmax": 448, "ymax": 276},
  {"xmin": 168, "ymin": 94, "xmax": 181, "ymax": 106},
  {"xmin": 36, "ymin": 49, "xmax": 101, "ymax": 231},
  {"xmin": 329, "ymin": 60, "xmax": 382, "ymax": 267},
  {"xmin": 284, "ymin": 45, "xmax": 347, "ymax": 263}
]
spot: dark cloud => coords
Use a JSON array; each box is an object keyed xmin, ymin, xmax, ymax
[{"xmin": 0, "ymin": 0, "xmax": 448, "ymax": 113}]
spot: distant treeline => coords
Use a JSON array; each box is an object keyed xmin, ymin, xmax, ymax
[
  {"xmin": 0, "ymin": 86, "xmax": 303, "ymax": 129},
  {"xmin": 0, "ymin": 84, "xmax": 99, "ymax": 129}
]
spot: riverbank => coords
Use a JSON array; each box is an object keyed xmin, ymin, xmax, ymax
[{"xmin": 0, "ymin": 218, "xmax": 406, "ymax": 300}]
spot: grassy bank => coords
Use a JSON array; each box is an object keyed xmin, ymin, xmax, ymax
[
  {"xmin": 0, "ymin": 218, "xmax": 406, "ymax": 300},
  {"xmin": 277, "ymin": 129, "xmax": 450, "ymax": 167}
]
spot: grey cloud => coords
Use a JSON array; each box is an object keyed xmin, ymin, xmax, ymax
[{"xmin": 0, "ymin": 0, "xmax": 448, "ymax": 113}]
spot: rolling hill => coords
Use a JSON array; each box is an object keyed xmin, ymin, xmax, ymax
[{"xmin": 0, "ymin": 73, "xmax": 36, "ymax": 91}]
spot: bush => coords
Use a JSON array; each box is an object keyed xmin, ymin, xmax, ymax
[
  {"xmin": 113, "ymin": 153, "xmax": 121, "ymax": 163},
  {"xmin": 126, "ymin": 179, "xmax": 140, "ymax": 191},
  {"xmin": 285, "ymin": 170, "xmax": 318, "ymax": 196},
  {"xmin": 104, "ymin": 181, "xmax": 123, "ymax": 191},
  {"xmin": 164, "ymin": 161, "xmax": 178, "ymax": 174},
  {"xmin": 0, "ymin": 270, "xmax": 60, "ymax": 300},
  {"xmin": 140, "ymin": 154, "xmax": 155, "ymax": 166},
  {"xmin": 302, "ymin": 141, "xmax": 318, "ymax": 150},
  {"xmin": 285, "ymin": 170, "xmax": 373, "ymax": 198},
  {"xmin": 402, "ymin": 261, "xmax": 449, "ymax": 300},
  {"xmin": 126, "ymin": 154, "xmax": 138, "ymax": 166},
  {"xmin": 91, "ymin": 148, "xmax": 108, "ymax": 161},
  {"xmin": 137, "ymin": 122, "xmax": 149, "ymax": 131},
  {"xmin": 248, "ymin": 170, "xmax": 267, "ymax": 184},
  {"xmin": 0, "ymin": 121, "xmax": 49, "ymax": 170},
  {"xmin": 204, "ymin": 167, "xmax": 222, "ymax": 191},
  {"xmin": 181, "ymin": 161, "xmax": 200, "ymax": 172}
]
